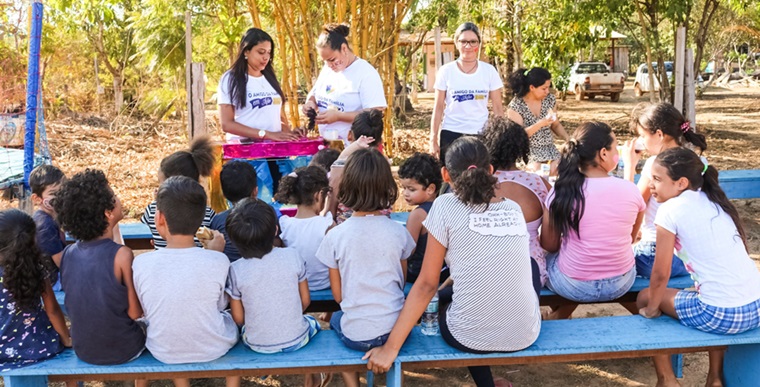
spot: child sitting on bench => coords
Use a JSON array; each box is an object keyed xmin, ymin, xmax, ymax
[{"xmin": 29, "ymin": 165, "xmax": 67, "ymax": 290}]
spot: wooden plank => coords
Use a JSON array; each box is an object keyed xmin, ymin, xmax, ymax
[
  {"xmin": 724, "ymin": 343, "xmax": 760, "ymax": 386},
  {"xmin": 184, "ymin": 12, "xmax": 193, "ymax": 140},
  {"xmin": 190, "ymin": 62, "xmax": 207, "ymax": 139},
  {"xmin": 3, "ymin": 375, "xmax": 48, "ymax": 387},
  {"xmin": 674, "ymin": 26, "xmax": 686, "ymax": 111},
  {"xmin": 684, "ymin": 48, "xmax": 696, "ymax": 131}
]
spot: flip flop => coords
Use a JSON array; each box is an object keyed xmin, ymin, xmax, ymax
[{"xmin": 319, "ymin": 372, "xmax": 333, "ymax": 387}]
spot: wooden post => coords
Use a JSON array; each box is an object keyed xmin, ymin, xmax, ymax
[
  {"xmin": 684, "ymin": 49, "xmax": 696, "ymax": 130},
  {"xmin": 411, "ymin": 51, "xmax": 418, "ymax": 104},
  {"xmin": 434, "ymin": 26, "xmax": 442, "ymax": 72},
  {"xmin": 190, "ymin": 63, "xmax": 207, "ymax": 138},
  {"xmin": 185, "ymin": 11, "xmax": 193, "ymax": 140},
  {"xmin": 94, "ymin": 56, "xmax": 102, "ymax": 115},
  {"xmin": 674, "ymin": 26, "xmax": 686, "ymax": 112}
]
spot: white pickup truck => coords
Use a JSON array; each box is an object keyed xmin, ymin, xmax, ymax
[{"xmin": 567, "ymin": 62, "xmax": 625, "ymax": 102}]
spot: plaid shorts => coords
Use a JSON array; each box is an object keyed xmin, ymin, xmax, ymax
[{"xmin": 674, "ymin": 291, "xmax": 760, "ymax": 335}]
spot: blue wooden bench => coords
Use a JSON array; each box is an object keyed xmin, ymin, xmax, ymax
[{"xmin": 633, "ymin": 169, "xmax": 760, "ymax": 199}]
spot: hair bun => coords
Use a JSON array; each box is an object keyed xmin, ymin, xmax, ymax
[
  {"xmin": 324, "ymin": 23, "xmax": 350, "ymax": 37},
  {"xmin": 368, "ymin": 109, "xmax": 383, "ymax": 127}
]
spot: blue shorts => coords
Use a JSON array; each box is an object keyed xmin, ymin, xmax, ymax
[
  {"xmin": 330, "ymin": 311, "xmax": 389, "ymax": 352},
  {"xmin": 545, "ymin": 252, "xmax": 636, "ymax": 303},
  {"xmin": 243, "ymin": 315, "xmax": 320, "ymax": 353},
  {"xmin": 674, "ymin": 291, "xmax": 760, "ymax": 335},
  {"xmin": 633, "ymin": 240, "xmax": 688, "ymax": 278}
]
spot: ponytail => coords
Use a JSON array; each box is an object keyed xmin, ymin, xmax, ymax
[
  {"xmin": 445, "ymin": 137, "xmax": 496, "ymax": 206},
  {"xmin": 507, "ymin": 67, "xmax": 552, "ymax": 97},
  {"xmin": 701, "ymin": 166, "xmax": 747, "ymax": 248},
  {"xmin": 637, "ymin": 102, "xmax": 707, "ymax": 153},
  {"xmin": 274, "ymin": 165, "xmax": 330, "ymax": 206},
  {"xmin": 0, "ymin": 209, "xmax": 46, "ymax": 312},
  {"xmin": 160, "ymin": 135, "xmax": 215, "ymax": 182},
  {"xmin": 317, "ymin": 23, "xmax": 351, "ymax": 51}
]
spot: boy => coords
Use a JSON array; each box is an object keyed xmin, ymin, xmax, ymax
[
  {"xmin": 132, "ymin": 176, "xmax": 237, "ymax": 382},
  {"xmin": 29, "ymin": 165, "xmax": 66, "ymax": 289}
]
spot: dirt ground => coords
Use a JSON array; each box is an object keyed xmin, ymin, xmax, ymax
[{"xmin": 2, "ymin": 83, "xmax": 759, "ymax": 386}]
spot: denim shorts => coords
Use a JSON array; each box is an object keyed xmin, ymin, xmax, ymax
[
  {"xmin": 330, "ymin": 311, "xmax": 389, "ymax": 352},
  {"xmin": 243, "ymin": 315, "xmax": 320, "ymax": 354},
  {"xmin": 633, "ymin": 240, "xmax": 689, "ymax": 278},
  {"xmin": 675, "ymin": 291, "xmax": 760, "ymax": 335},
  {"xmin": 545, "ymin": 252, "xmax": 636, "ymax": 303}
]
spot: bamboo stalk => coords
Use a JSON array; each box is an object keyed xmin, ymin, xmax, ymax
[
  {"xmin": 245, "ymin": 0, "xmax": 262, "ymax": 29},
  {"xmin": 350, "ymin": 0, "xmax": 358, "ymax": 50}
]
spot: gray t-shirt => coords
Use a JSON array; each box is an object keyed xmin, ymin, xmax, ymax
[
  {"xmin": 132, "ymin": 247, "xmax": 238, "ymax": 363},
  {"xmin": 226, "ymin": 247, "xmax": 311, "ymax": 351},
  {"xmin": 280, "ymin": 214, "xmax": 334, "ymax": 291},
  {"xmin": 423, "ymin": 194, "xmax": 541, "ymax": 352},
  {"xmin": 317, "ymin": 216, "xmax": 415, "ymax": 341}
]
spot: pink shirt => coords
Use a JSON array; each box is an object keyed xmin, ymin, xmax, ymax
[{"xmin": 546, "ymin": 177, "xmax": 645, "ymax": 281}]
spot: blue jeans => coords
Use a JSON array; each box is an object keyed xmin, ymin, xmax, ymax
[
  {"xmin": 330, "ymin": 311, "xmax": 389, "ymax": 352},
  {"xmin": 243, "ymin": 315, "xmax": 320, "ymax": 353},
  {"xmin": 633, "ymin": 240, "xmax": 689, "ymax": 278},
  {"xmin": 546, "ymin": 252, "xmax": 636, "ymax": 303}
]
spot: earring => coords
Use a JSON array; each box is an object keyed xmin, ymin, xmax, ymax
[{"xmin": 245, "ymin": 56, "xmax": 248, "ymax": 60}]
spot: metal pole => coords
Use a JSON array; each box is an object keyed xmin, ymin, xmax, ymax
[{"xmin": 23, "ymin": 0, "xmax": 43, "ymax": 194}]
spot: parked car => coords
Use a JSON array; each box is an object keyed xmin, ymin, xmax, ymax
[
  {"xmin": 566, "ymin": 62, "xmax": 625, "ymax": 102},
  {"xmin": 634, "ymin": 62, "xmax": 673, "ymax": 96}
]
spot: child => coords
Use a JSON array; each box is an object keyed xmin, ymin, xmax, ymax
[
  {"xmin": 397, "ymin": 152, "xmax": 446, "ymax": 284},
  {"xmin": 29, "ymin": 165, "xmax": 66, "ymax": 290},
  {"xmin": 637, "ymin": 147, "xmax": 760, "ymax": 387},
  {"xmin": 132, "ymin": 176, "xmax": 237, "ymax": 386},
  {"xmin": 482, "ymin": 116, "xmax": 551, "ymax": 287},
  {"xmin": 309, "ymin": 148, "xmax": 340, "ymax": 175},
  {"xmin": 52, "ymin": 169, "xmax": 146, "ymax": 365},
  {"xmin": 225, "ymin": 198, "xmax": 325, "ymax": 387},
  {"xmin": 316, "ymin": 147, "xmax": 415, "ymax": 387},
  {"xmin": 274, "ymin": 165, "xmax": 334, "ymax": 291},
  {"xmin": 142, "ymin": 136, "xmax": 216, "ymax": 249},
  {"xmin": 364, "ymin": 137, "xmax": 540, "ymax": 387},
  {"xmin": 210, "ymin": 160, "xmax": 259, "ymax": 262},
  {"xmin": 541, "ymin": 122, "xmax": 645, "ymax": 320},
  {"xmin": 622, "ymin": 102, "xmax": 707, "ymax": 279},
  {"xmin": 0, "ymin": 209, "xmax": 72, "ymax": 371}
]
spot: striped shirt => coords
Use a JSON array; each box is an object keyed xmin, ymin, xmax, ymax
[
  {"xmin": 423, "ymin": 193, "xmax": 541, "ymax": 352},
  {"xmin": 140, "ymin": 201, "xmax": 215, "ymax": 249}
]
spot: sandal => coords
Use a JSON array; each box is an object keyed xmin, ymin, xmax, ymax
[{"xmin": 319, "ymin": 372, "xmax": 333, "ymax": 387}]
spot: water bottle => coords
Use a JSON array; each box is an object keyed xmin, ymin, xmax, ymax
[
  {"xmin": 421, "ymin": 295, "xmax": 439, "ymax": 336},
  {"xmin": 540, "ymin": 162, "xmax": 551, "ymax": 177}
]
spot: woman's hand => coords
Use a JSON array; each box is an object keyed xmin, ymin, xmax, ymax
[
  {"xmin": 265, "ymin": 131, "xmax": 301, "ymax": 142},
  {"xmin": 316, "ymin": 110, "xmax": 341, "ymax": 125},
  {"xmin": 363, "ymin": 345, "xmax": 399, "ymax": 374},
  {"xmin": 429, "ymin": 136, "xmax": 440, "ymax": 158},
  {"xmin": 302, "ymin": 99, "xmax": 317, "ymax": 115}
]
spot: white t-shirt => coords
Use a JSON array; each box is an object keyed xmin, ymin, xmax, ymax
[
  {"xmin": 655, "ymin": 189, "xmax": 760, "ymax": 307},
  {"xmin": 279, "ymin": 214, "xmax": 334, "ymax": 291},
  {"xmin": 639, "ymin": 156, "xmax": 660, "ymax": 242},
  {"xmin": 434, "ymin": 61, "xmax": 503, "ymax": 135},
  {"xmin": 423, "ymin": 194, "xmax": 540, "ymax": 352},
  {"xmin": 308, "ymin": 59, "xmax": 387, "ymax": 141},
  {"xmin": 132, "ymin": 247, "xmax": 238, "ymax": 364},
  {"xmin": 217, "ymin": 71, "xmax": 283, "ymax": 142}
]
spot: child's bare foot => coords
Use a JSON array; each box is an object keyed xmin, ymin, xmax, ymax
[
  {"xmin": 655, "ymin": 379, "xmax": 681, "ymax": 387},
  {"xmin": 493, "ymin": 377, "xmax": 512, "ymax": 387},
  {"xmin": 705, "ymin": 375, "xmax": 723, "ymax": 387}
]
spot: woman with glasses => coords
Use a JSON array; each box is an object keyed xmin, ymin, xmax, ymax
[
  {"xmin": 303, "ymin": 23, "xmax": 387, "ymax": 143},
  {"xmin": 429, "ymin": 22, "xmax": 504, "ymax": 164}
]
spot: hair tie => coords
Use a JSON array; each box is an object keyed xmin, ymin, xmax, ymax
[
  {"xmin": 700, "ymin": 156, "xmax": 708, "ymax": 176},
  {"xmin": 680, "ymin": 121, "xmax": 691, "ymax": 133},
  {"xmin": 288, "ymin": 172, "xmax": 298, "ymax": 178},
  {"xmin": 523, "ymin": 69, "xmax": 530, "ymax": 76},
  {"xmin": 467, "ymin": 165, "xmax": 478, "ymax": 170}
]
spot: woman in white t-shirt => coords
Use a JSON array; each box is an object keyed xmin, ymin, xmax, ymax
[
  {"xmin": 430, "ymin": 22, "xmax": 504, "ymax": 164},
  {"xmin": 302, "ymin": 23, "xmax": 387, "ymax": 142}
]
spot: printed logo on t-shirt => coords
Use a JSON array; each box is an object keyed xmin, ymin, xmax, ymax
[
  {"xmin": 247, "ymin": 91, "xmax": 281, "ymax": 110},
  {"xmin": 316, "ymin": 98, "xmax": 345, "ymax": 112},
  {"xmin": 468, "ymin": 209, "xmax": 528, "ymax": 237},
  {"xmin": 452, "ymin": 89, "xmax": 489, "ymax": 103},
  {"xmin": 249, "ymin": 97, "xmax": 273, "ymax": 110},
  {"xmin": 325, "ymin": 84, "xmax": 335, "ymax": 94}
]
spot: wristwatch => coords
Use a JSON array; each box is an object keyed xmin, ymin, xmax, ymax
[{"xmin": 258, "ymin": 130, "xmax": 267, "ymax": 139}]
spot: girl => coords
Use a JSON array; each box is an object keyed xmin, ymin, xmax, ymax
[
  {"xmin": 541, "ymin": 122, "xmax": 645, "ymax": 320},
  {"xmin": 316, "ymin": 148, "xmax": 415, "ymax": 387},
  {"xmin": 482, "ymin": 116, "xmax": 551, "ymax": 287},
  {"xmin": 638, "ymin": 147, "xmax": 760, "ymax": 387},
  {"xmin": 275, "ymin": 165, "xmax": 334, "ymax": 291},
  {"xmin": 141, "ymin": 136, "xmax": 216, "ymax": 249},
  {"xmin": 507, "ymin": 67, "xmax": 570, "ymax": 174},
  {"xmin": 429, "ymin": 22, "xmax": 504, "ymax": 164},
  {"xmin": 622, "ymin": 102, "xmax": 707, "ymax": 279},
  {"xmin": 0, "ymin": 209, "xmax": 71, "ymax": 371},
  {"xmin": 364, "ymin": 137, "xmax": 541, "ymax": 387}
]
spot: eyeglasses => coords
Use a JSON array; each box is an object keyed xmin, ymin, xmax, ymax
[{"xmin": 457, "ymin": 40, "xmax": 480, "ymax": 48}]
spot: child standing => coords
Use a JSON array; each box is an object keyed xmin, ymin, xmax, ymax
[
  {"xmin": 225, "ymin": 198, "xmax": 325, "ymax": 387},
  {"xmin": 53, "ymin": 169, "xmax": 146, "ymax": 365},
  {"xmin": 29, "ymin": 165, "xmax": 67, "ymax": 290},
  {"xmin": 622, "ymin": 102, "xmax": 707, "ymax": 278},
  {"xmin": 364, "ymin": 137, "xmax": 540, "ymax": 387},
  {"xmin": 1, "ymin": 209, "xmax": 71, "ymax": 371},
  {"xmin": 142, "ymin": 136, "xmax": 216, "ymax": 249},
  {"xmin": 133, "ymin": 176, "xmax": 237, "ymax": 387},
  {"xmin": 275, "ymin": 165, "xmax": 334, "ymax": 291},
  {"xmin": 317, "ymin": 148, "xmax": 415, "ymax": 387},
  {"xmin": 397, "ymin": 152, "xmax": 446, "ymax": 284},
  {"xmin": 638, "ymin": 147, "xmax": 760, "ymax": 387}
]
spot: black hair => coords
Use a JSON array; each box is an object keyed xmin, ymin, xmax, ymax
[
  {"xmin": 220, "ymin": 160, "xmax": 258, "ymax": 203},
  {"xmin": 29, "ymin": 165, "xmax": 66, "ymax": 196},
  {"xmin": 482, "ymin": 116, "xmax": 530, "ymax": 169},
  {"xmin": 316, "ymin": 23, "xmax": 351, "ymax": 51},
  {"xmin": 445, "ymin": 137, "xmax": 497, "ymax": 206},
  {"xmin": 655, "ymin": 147, "xmax": 746, "ymax": 248},
  {"xmin": 550, "ymin": 121, "xmax": 615, "ymax": 237},
  {"xmin": 454, "ymin": 22, "xmax": 481, "ymax": 43},
  {"xmin": 637, "ymin": 102, "xmax": 707, "ymax": 153},
  {"xmin": 350, "ymin": 110, "xmax": 384, "ymax": 147},
  {"xmin": 339, "ymin": 148, "xmax": 397, "ymax": 212},
  {"xmin": 227, "ymin": 28, "xmax": 286, "ymax": 110},
  {"xmin": 0, "ymin": 209, "xmax": 46, "ymax": 312},
  {"xmin": 160, "ymin": 135, "xmax": 215, "ymax": 182},
  {"xmin": 398, "ymin": 152, "xmax": 442, "ymax": 192},
  {"xmin": 156, "ymin": 176, "xmax": 207, "ymax": 236},
  {"xmin": 52, "ymin": 169, "xmax": 115, "ymax": 241},
  {"xmin": 225, "ymin": 198, "xmax": 277, "ymax": 258},
  {"xmin": 309, "ymin": 148, "xmax": 340, "ymax": 172},
  {"xmin": 507, "ymin": 67, "xmax": 552, "ymax": 97},
  {"xmin": 274, "ymin": 165, "xmax": 330, "ymax": 206}
]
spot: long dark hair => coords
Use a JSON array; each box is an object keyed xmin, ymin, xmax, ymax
[
  {"xmin": 0, "ymin": 209, "xmax": 46, "ymax": 312},
  {"xmin": 636, "ymin": 102, "xmax": 707, "ymax": 152},
  {"xmin": 445, "ymin": 136, "xmax": 497, "ymax": 206},
  {"xmin": 339, "ymin": 148, "xmax": 397, "ymax": 212},
  {"xmin": 507, "ymin": 67, "xmax": 552, "ymax": 97},
  {"xmin": 655, "ymin": 147, "xmax": 747, "ymax": 249},
  {"xmin": 227, "ymin": 28, "xmax": 286, "ymax": 110},
  {"xmin": 550, "ymin": 121, "xmax": 614, "ymax": 237}
]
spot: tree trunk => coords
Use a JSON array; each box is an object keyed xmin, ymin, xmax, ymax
[
  {"xmin": 113, "ymin": 73, "xmax": 123, "ymax": 112},
  {"xmin": 512, "ymin": 0, "xmax": 523, "ymax": 70},
  {"xmin": 636, "ymin": 0, "xmax": 658, "ymax": 103},
  {"xmin": 693, "ymin": 0, "xmax": 719, "ymax": 79}
]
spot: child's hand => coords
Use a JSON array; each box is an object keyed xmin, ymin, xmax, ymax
[
  {"xmin": 338, "ymin": 136, "xmax": 375, "ymax": 161},
  {"xmin": 621, "ymin": 139, "xmax": 640, "ymax": 169},
  {"xmin": 204, "ymin": 230, "xmax": 226, "ymax": 252},
  {"xmin": 639, "ymin": 307, "xmax": 661, "ymax": 319},
  {"xmin": 61, "ymin": 336, "xmax": 73, "ymax": 348},
  {"xmin": 363, "ymin": 345, "xmax": 398, "ymax": 374}
]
